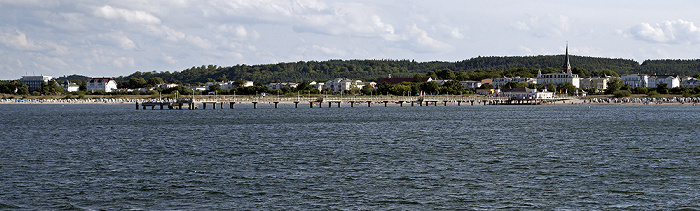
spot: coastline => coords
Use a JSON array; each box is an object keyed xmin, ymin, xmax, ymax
[{"xmin": 2, "ymin": 97, "xmax": 698, "ymax": 106}]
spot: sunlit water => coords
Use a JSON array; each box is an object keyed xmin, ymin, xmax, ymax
[{"xmin": 1, "ymin": 104, "xmax": 699, "ymax": 210}]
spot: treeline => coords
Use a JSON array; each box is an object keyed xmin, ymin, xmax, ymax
[{"xmin": 117, "ymin": 55, "xmax": 700, "ymax": 85}]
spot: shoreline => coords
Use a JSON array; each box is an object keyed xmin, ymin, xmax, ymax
[{"xmin": 2, "ymin": 97, "xmax": 698, "ymax": 106}]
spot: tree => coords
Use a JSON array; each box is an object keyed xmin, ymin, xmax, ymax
[
  {"xmin": 147, "ymin": 77, "xmax": 164, "ymax": 86},
  {"xmin": 544, "ymin": 83, "xmax": 556, "ymax": 92},
  {"xmin": 479, "ymin": 83, "xmax": 494, "ymax": 89},
  {"xmin": 361, "ymin": 84, "xmax": 375, "ymax": 95},
  {"xmin": 656, "ymin": 83, "xmax": 669, "ymax": 94},
  {"xmin": 217, "ymin": 74, "xmax": 228, "ymax": 82},
  {"xmin": 613, "ymin": 90, "xmax": 631, "ymax": 98},
  {"xmin": 376, "ymin": 82, "xmax": 392, "ymax": 95},
  {"xmin": 435, "ymin": 69, "xmax": 455, "ymax": 80},
  {"xmin": 208, "ymin": 84, "xmax": 221, "ymax": 92},
  {"xmin": 442, "ymin": 80, "xmax": 464, "ymax": 94},
  {"xmin": 556, "ymin": 83, "xmax": 577, "ymax": 95},
  {"xmin": 421, "ymin": 81, "xmax": 441, "ymax": 94},
  {"xmin": 233, "ymin": 79, "xmax": 248, "ymax": 87},
  {"xmin": 17, "ymin": 84, "xmax": 29, "ymax": 95},
  {"xmin": 129, "ymin": 77, "xmax": 147, "ymax": 88},
  {"xmin": 605, "ymin": 78, "xmax": 624, "ymax": 94},
  {"xmin": 503, "ymin": 81, "xmax": 528, "ymax": 89}
]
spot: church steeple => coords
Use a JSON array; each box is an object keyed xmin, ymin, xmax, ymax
[{"xmin": 563, "ymin": 43, "xmax": 571, "ymax": 74}]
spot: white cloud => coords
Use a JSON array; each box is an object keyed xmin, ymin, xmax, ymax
[
  {"xmin": 113, "ymin": 57, "xmax": 135, "ymax": 68},
  {"xmin": 93, "ymin": 5, "xmax": 161, "ymax": 24},
  {"xmin": 0, "ymin": 30, "xmax": 42, "ymax": 50},
  {"xmin": 117, "ymin": 35, "xmax": 136, "ymax": 50},
  {"xmin": 162, "ymin": 53, "xmax": 177, "ymax": 64},
  {"xmin": 513, "ymin": 14, "xmax": 570, "ymax": 37},
  {"xmin": 400, "ymin": 24, "xmax": 452, "ymax": 53},
  {"xmin": 627, "ymin": 19, "xmax": 700, "ymax": 44},
  {"xmin": 312, "ymin": 44, "xmax": 345, "ymax": 56}
]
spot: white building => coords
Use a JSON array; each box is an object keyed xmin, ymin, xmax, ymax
[
  {"xmin": 621, "ymin": 74, "xmax": 649, "ymax": 88},
  {"xmin": 309, "ymin": 81, "xmax": 325, "ymax": 91},
  {"xmin": 460, "ymin": 80, "xmax": 482, "ymax": 89},
  {"xmin": 324, "ymin": 78, "xmax": 364, "ymax": 93},
  {"xmin": 20, "ymin": 75, "xmax": 53, "ymax": 92},
  {"xmin": 536, "ymin": 45, "xmax": 580, "ymax": 88},
  {"xmin": 579, "ymin": 77, "xmax": 612, "ymax": 91},
  {"xmin": 87, "ymin": 78, "xmax": 118, "ymax": 92},
  {"xmin": 497, "ymin": 87, "xmax": 554, "ymax": 99},
  {"xmin": 62, "ymin": 81, "xmax": 80, "ymax": 92},
  {"xmin": 648, "ymin": 75, "xmax": 680, "ymax": 88},
  {"xmin": 492, "ymin": 77, "xmax": 536, "ymax": 88},
  {"xmin": 205, "ymin": 80, "xmax": 254, "ymax": 90}
]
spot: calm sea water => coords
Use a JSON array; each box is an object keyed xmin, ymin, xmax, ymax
[{"xmin": 1, "ymin": 103, "xmax": 699, "ymax": 210}]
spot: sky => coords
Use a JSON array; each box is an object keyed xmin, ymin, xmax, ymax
[{"xmin": 2, "ymin": 0, "xmax": 700, "ymax": 80}]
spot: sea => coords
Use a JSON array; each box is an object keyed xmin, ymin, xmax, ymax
[{"xmin": 1, "ymin": 103, "xmax": 699, "ymax": 210}]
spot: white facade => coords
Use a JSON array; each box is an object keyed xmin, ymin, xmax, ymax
[
  {"xmin": 497, "ymin": 87, "xmax": 553, "ymax": 99},
  {"xmin": 62, "ymin": 81, "xmax": 80, "ymax": 92},
  {"xmin": 20, "ymin": 75, "xmax": 53, "ymax": 92},
  {"xmin": 492, "ymin": 77, "xmax": 536, "ymax": 88},
  {"xmin": 205, "ymin": 80, "xmax": 253, "ymax": 90},
  {"xmin": 87, "ymin": 78, "xmax": 118, "ymax": 92},
  {"xmin": 621, "ymin": 74, "xmax": 649, "ymax": 88},
  {"xmin": 460, "ymin": 80, "xmax": 482, "ymax": 89},
  {"xmin": 648, "ymin": 75, "xmax": 680, "ymax": 88},
  {"xmin": 537, "ymin": 71, "xmax": 580, "ymax": 88},
  {"xmin": 579, "ymin": 77, "xmax": 611, "ymax": 91},
  {"xmin": 309, "ymin": 81, "xmax": 325, "ymax": 91},
  {"xmin": 324, "ymin": 78, "xmax": 364, "ymax": 93}
]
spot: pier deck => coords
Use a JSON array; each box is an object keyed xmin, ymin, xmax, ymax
[{"xmin": 136, "ymin": 96, "xmax": 574, "ymax": 110}]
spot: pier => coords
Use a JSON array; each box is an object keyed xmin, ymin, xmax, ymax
[{"xmin": 136, "ymin": 96, "xmax": 574, "ymax": 110}]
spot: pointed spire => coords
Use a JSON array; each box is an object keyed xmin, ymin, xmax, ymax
[{"xmin": 563, "ymin": 42, "xmax": 571, "ymax": 74}]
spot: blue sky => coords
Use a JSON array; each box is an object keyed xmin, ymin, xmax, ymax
[{"xmin": 2, "ymin": 0, "xmax": 700, "ymax": 79}]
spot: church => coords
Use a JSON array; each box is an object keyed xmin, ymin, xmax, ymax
[{"xmin": 536, "ymin": 44, "xmax": 580, "ymax": 88}]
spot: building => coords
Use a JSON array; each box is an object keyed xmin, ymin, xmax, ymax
[
  {"xmin": 267, "ymin": 82, "xmax": 298, "ymax": 90},
  {"xmin": 205, "ymin": 80, "xmax": 253, "ymax": 90},
  {"xmin": 460, "ymin": 80, "xmax": 482, "ymax": 89},
  {"xmin": 324, "ymin": 78, "xmax": 365, "ymax": 93},
  {"xmin": 62, "ymin": 81, "xmax": 80, "ymax": 92},
  {"xmin": 579, "ymin": 77, "xmax": 611, "ymax": 91},
  {"xmin": 155, "ymin": 83, "xmax": 179, "ymax": 89},
  {"xmin": 497, "ymin": 87, "xmax": 554, "ymax": 99},
  {"xmin": 20, "ymin": 75, "xmax": 53, "ymax": 92},
  {"xmin": 87, "ymin": 78, "xmax": 118, "ymax": 92},
  {"xmin": 681, "ymin": 78, "xmax": 700, "ymax": 88},
  {"xmin": 648, "ymin": 75, "xmax": 680, "ymax": 88},
  {"xmin": 475, "ymin": 89, "xmax": 494, "ymax": 95},
  {"xmin": 536, "ymin": 44, "xmax": 580, "ymax": 88},
  {"xmin": 621, "ymin": 74, "xmax": 649, "ymax": 88},
  {"xmin": 492, "ymin": 76, "xmax": 537, "ymax": 88},
  {"xmin": 309, "ymin": 81, "xmax": 325, "ymax": 91}
]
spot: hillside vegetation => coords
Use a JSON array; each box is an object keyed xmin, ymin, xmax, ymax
[{"xmin": 113, "ymin": 55, "xmax": 700, "ymax": 84}]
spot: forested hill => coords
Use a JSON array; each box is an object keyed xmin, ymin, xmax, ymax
[{"xmin": 117, "ymin": 55, "xmax": 700, "ymax": 84}]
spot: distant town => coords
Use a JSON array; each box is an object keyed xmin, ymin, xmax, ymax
[{"xmin": 2, "ymin": 45, "xmax": 700, "ymax": 101}]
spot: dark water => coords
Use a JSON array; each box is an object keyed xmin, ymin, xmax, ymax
[{"xmin": 1, "ymin": 103, "xmax": 699, "ymax": 210}]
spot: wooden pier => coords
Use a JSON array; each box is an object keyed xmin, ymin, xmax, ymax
[{"xmin": 136, "ymin": 96, "xmax": 574, "ymax": 110}]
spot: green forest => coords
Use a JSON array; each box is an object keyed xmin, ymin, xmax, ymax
[{"xmin": 113, "ymin": 55, "xmax": 699, "ymax": 85}]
